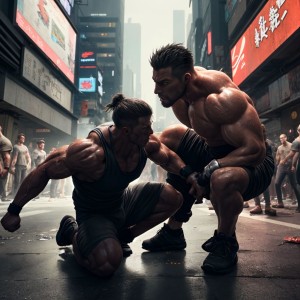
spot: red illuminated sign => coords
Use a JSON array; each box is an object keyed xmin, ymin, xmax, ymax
[
  {"xmin": 207, "ymin": 31, "xmax": 212, "ymax": 55},
  {"xmin": 80, "ymin": 50, "xmax": 96, "ymax": 67},
  {"xmin": 231, "ymin": 0, "xmax": 300, "ymax": 85},
  {"xmin": 81, "ymin": 52, "xmax": 94, "ymax": 58}
]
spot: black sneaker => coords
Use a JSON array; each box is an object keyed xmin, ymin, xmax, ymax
[
  {"xmin": 202, "ymin": 230, "xmax": 237, "ymax": 252},
  {"xmin": 201, "ymin": 233, "xmax": 239, "ymax": 274},
  {"xmin": 56, "ymin": 215, "xmax": 78, "ymax": 246},
  {"xmin": 142, "ymin": 223, "xmax": 186, "ymax": 251},
  {"xmin": 202, "ymin": 230, "xmax": 218, "ymax": 252}
]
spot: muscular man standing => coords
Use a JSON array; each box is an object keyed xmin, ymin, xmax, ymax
[
  {"xmin": 1, "ymin": 94, "xmax": 199, "ymax": 278},
  {"xmin": 144, "ymin": 43, "xmax": 274, "ymax": 274}
]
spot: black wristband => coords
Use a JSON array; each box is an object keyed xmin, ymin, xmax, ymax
[
  {"xmin": 179, "ymin": 165, "xmax": 194, "ymax": 179},
  {"xmin": 7, "ymin": 203, "xmax": 22, "ymax": 215},
  {"xmin": 197, "ymin": 159, "xmax": 220, "ymax": 186}
]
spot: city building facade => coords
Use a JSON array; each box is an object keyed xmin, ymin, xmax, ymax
[
  {"xmin": 0, "ymin": 0, "xmax": 78, "ymax": 149},
  {"xmin": 188, "ymin": 0, "xmax": 300, "ymax": 143}
]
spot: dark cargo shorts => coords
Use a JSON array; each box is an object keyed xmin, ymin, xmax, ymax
[{"xmin": 75, "ymin": 182, "xmax": 164, "ymax": 257}]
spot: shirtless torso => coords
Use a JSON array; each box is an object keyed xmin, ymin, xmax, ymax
[{"xmin": 153, "ymin": 67, "xmax": 266, "ymax": 168}]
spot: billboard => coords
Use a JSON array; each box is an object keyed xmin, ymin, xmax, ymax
[
  {"xmin": 79, "ymin": 77, "xmax": 96, "ymax": 93},
  {"xmin": 231, "ymin": 0, "xmax": 300, "ymax": 86},
  {"xmin": 16, "ymin": 0, "xmax": 77, "ymax": 83},
  {"xmin": 80, "ymin": 50, "xmax": 97, "ymax": 67}
]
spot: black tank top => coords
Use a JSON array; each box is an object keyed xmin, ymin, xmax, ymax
[{"xmin": 72, "ymin": 125, "xmax": 148, "ymax": 213}]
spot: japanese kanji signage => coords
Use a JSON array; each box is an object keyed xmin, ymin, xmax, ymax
[{"xmin": 231, "ymin": 0, "xmax": 300, "ymax": 85}]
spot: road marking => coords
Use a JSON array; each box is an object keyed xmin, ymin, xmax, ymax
[
  {"xmin": 240, "ymin": 211, "xmax": 300, "ymax": 229},
  {"xmin": 197, "ymin": 206, "xmax": 300, "ymax": 230}
]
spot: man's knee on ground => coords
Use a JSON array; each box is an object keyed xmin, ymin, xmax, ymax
[{"xmin": 85, "ymin": 238, "xmax": 123, "ymax": 277}]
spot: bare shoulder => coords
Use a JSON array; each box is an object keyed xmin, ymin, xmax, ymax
[
  {"xmin": 65, "ymin": 135, "xmax": 105, "ymax": 181},
  {"xmin": 205, "ymin": 87, "xmax": 251, "ymax": 124},
  {"xmin": 199, "ymin": 69, "xmax": 236, "ymax": 88}
]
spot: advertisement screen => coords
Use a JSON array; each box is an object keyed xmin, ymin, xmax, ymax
[
  {"xmin": 79, "ymin": 77, "xmax": 96, "ymax": 93},
  {"xmin": 16, "ymin": 0, "xmax": 77, "ymax": 83},
  {"xmin": 231, "ymin": 0, "xmax": 300, "ymax": 86}
]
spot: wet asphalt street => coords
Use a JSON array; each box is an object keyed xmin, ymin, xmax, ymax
[{"xmin": 0, "ymin": 196, "xmax": 300, "ymax": 300}]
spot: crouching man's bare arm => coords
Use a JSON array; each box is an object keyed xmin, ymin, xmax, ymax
[
  {"xmin": 145, "ymin": 134, "xmax": 202, "ymax": 198},
  {"xmin": 1, "ymin": 137, "xmax": 105, "ymax": 232}
]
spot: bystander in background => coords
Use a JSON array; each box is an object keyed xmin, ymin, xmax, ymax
[
  {"xmin": 10, "ymin": 133, "xmax": 31, "ymax": 198},
  {"xmin": 0, "ymin": 126, "xmax": 12, "ymax": 202}
]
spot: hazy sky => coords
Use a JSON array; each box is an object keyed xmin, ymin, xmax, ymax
[{"xmin": 124, "ymin": 0, "xmax": 191, "ymax": 107}]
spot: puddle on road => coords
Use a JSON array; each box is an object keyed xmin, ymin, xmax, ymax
[{"xmin": 36, "ymin": 234, "xmax": 53, "ymax": 241}]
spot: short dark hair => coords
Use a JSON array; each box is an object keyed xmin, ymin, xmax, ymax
[
  {"xmin": 17, "ymin": 133, "xmax": 25, "ymax": 139},
  {"xmin": 105, "ymin": 93, "xmax": 152, "ymax": 128},
  {"xmin": 150, "ymin": 43, "xmax": 194, "ymax": 78},
  {"xmin": 37, "ymin": 139, "xmax": 45, "ymax": 144}
]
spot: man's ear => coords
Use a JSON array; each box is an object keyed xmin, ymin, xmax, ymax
[
  {"xmin": 122, "ymin": 127, "xmax": 129, "ymax": 134},
  {"xmin": 184, "ymin": 73, "xmax": 191, "ymax": 83}
]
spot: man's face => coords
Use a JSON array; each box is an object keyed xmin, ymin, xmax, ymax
[
  {"xmin": 279, "ymin": 134, "xmax": 287, "ymax": 144},
  {"xmin": 38, "ymin": 142, "xmax": 45, "ymax": 150},
  {"xmin": 152, "ymin": 67, "xmax": 187, "ymax": 108},
  {"xmin": 127, "ymin": 116, "xmax": 153, "ymax": 147},
  {"xmin": 19, "ymin": 135, "xmax": 25, "ymax": 143}
]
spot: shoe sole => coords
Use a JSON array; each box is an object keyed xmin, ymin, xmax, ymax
[
  {"xmin": 56, "ymin": 215, "xmax": 76, "ymax": 246},
  {"xmin": 201, "ymin": 255, "xmax": 238, "ymax": 275}
]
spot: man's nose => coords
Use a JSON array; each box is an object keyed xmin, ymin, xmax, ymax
[{"xmin": 154, "ymin": 84, "xmax": 160, "ymax": 94}]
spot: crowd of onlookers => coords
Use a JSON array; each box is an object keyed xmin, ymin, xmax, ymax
[
  {"xmin": 242, "ymin": 126, "xmax": 300, "ymax": 215},
  {"xmin": 0, "ymin": 127, "xmax": 72, "ymax": 202},
  {"xmin": 1, "ymin": 124, "xmax": 300, "ymax": 215}
]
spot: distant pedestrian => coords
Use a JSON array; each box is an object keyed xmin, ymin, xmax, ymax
[
  {"xmin": 10, "ymin": 133, "xmax": 31, "ymax": 197},
  {"xmin": 49, "ymin": 147, "xmax": 59, "ymax": 200},
  {"xmin": 0, "ymin": 126, "xmax": 12, "ymax": 202},
  {"xmin": 272, "ymin": 133, "xmax": 300, "ymax": 211},
  {"xmin": 281, "ymin": 125, "xmax": 300, "ymax": 212},
  {"xmin": 32, "ymin": 139, "xmax": 46, "ymax": 168},
  {"xmin": 32, "ymin": 139, "xmax": 47, "ymax": 199}
]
